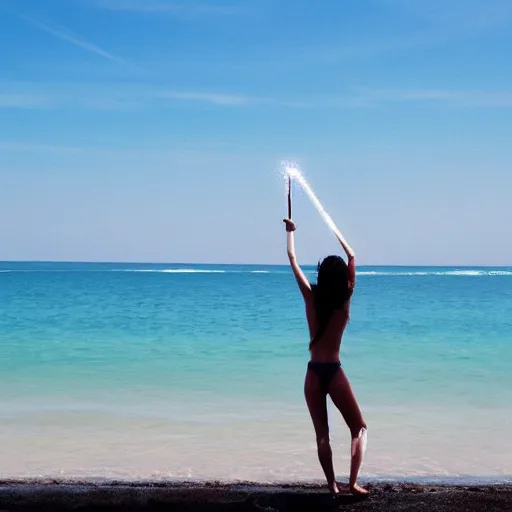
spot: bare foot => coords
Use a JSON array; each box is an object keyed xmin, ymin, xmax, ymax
[
  {"xmin": 328, "ymin": 482, "xmax": 340, "ymax": 495},
  {"xmin": 336, "ymin": 483, "xmax": 351, "ymax": 494},
  {"xmin": 350, "ymin": 483, "xmax": 369, "ymax": 496}
]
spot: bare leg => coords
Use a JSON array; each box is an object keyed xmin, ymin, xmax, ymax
[
  {"xmin": 328, "ymin": 368, "xmax": 369, "ymax": 496},
  {"xmin": 349, "ymin": 427, "xmax": 368, "ymax": 495},
  {"xmin": 304, "ymin": 369, "xmax": 339, "ymax": 494}
]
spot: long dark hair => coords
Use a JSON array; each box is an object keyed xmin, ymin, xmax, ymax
[{"xmin": 309, "ymin": 255, "xmax": 353, "ymax": 348}]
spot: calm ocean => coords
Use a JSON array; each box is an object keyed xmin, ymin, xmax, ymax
[{"xmin": 1, "ymin": 262, "xmax": 511, "ymax": 483}]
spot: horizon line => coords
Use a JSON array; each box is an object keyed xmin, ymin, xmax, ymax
[{"xmin": 1, "ymin": 260, "xmax": 511, "ymax": 268}]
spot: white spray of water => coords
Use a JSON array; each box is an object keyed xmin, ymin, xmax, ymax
[
  {"xmin": 283, "ymin": 162, "xmax": 340, "ymax": 236},
  {"xmin": 281, "ymin": 161, "xmax": 292, "ymax": 199}
]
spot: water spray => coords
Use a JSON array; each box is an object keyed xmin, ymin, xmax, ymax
[{"xmin": 283, "ymin": 163, "xmax": 342, "ymax": 240}]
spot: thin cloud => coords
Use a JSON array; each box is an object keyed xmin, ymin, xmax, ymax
[
  {"xmin": 95, "ymin": 0, "xmax": 242, "ymax": 15},
  {"xmin": 0, "ymin": 141, "xmax": 84, "ymax": 154},
  {"xmin": 3, "ymin": 83, "xmax": 512, "ymax": 111},
  {"xmin": 0, "ymin": 84, "xmax": 139, "ymax": 111},
  {"xmin": 159, "ymin": 91, "xmax": 367, "ymax": 108},
  {"xmin": 163, "ymin": 88, "xmax": 512, "ymax": 109},
  {"xmin": 14, "ymin": 11, "xmax": 129, "ymax": 66},
  {"xmin": 161, "ymin": 91, "xmax": 251, "ymax": 106},
  {"xmin": 0, "ymin": 93, "xmax": 51, "ymax": 109},
  {"xmin": 384, "ymin": 0, "xmax": 512, "ymax": 30},
  {"xmin": 357, "ymin": 88, "xmax": 512, "ymax": 108},
  {"xmin": 307, "ymin": 0, "xmax": 512, "ymax": 64}
]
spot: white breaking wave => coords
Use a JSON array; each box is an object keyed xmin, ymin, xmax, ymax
[
  {"xmin": 357, "ymin": 271, "xmax": 430, "ymax": 276},
  {"xmin": 443, "ymin": 270, "xmax": 483, "ymax": 276},
  {"xmin": 356, "ymin": 270, "xmax": 512, "ymax": 277},
  {"xmin": 1, "ymin": 268, "xmax": 512, "ymax": 276},
  {"xmin": 162, "ymin": 269, "xmax": 226, "ymax": 274},
  {"xmin": 113, "ymin": 269, "xmax": 226, "ymax": 274}
]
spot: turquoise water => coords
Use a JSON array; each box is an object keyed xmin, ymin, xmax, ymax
[{"xmin": 1, "ymin": 262, "xmax": 511, "ymax": 482}]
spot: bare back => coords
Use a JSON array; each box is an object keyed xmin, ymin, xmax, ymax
[{"xmin": 305, "ymin": 255, "xmax": 356, "ymax": 363}]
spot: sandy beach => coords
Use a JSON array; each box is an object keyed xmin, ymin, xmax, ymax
[{"xmin": 1, "ymin": 480, "xmax": 512, "ymax": 511}]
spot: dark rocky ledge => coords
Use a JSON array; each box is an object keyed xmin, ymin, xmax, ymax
[{"xmin": 1, "ymin": 480, "xmax": 512, "ymax": 511}]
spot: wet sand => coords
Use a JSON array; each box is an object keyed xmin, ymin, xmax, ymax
[{"xmin": 1, "ymin": 480, "xmax": 512, "ymax": 511}]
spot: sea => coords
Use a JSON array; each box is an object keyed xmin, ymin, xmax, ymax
[{"xmin": 1, "ymin": 261, "xmax": 511, "ymax": 484}]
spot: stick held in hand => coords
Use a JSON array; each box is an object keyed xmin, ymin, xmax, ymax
[{"xmin": 287, "ymin": 176, "xmax": 292, "ymax": 219}]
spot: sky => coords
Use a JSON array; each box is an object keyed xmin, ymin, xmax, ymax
[{"xmin": 0, "ymin": 0, "xmax": 511, "ymax": 265}]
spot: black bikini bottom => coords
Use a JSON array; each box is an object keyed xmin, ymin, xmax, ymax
[{"xmin": 307, "ymin": 361, "xmax": 341, "ymax": 395}]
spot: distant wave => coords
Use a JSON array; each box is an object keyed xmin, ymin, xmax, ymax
[
  {"xmin": 357, "ymin": 271, "xmax": 429, "ymax": 276},
  {"xmin": 443, "ymin": 270, "xmax": 482, "ymax": 276},
  {"xmin": 2, "ymin": 268, "xmax": 512, "ymax": 276},
  {"xmin": 357, "ymin": 270, "xmax": 512, "ymax": 277},
  {"xmin": 0, "ymin": 268, "xmax": 227, "ymax": 274},
  {"xmin": 162, "ymin": 269, "xmax": 226, "ymax": 274},
  {"xmin": 117, "ymin": 269, "xmax": 272, "ymax": 274},
  {"xmin": 121, "ymin": 269, "xmax": 226, "ymax": 274}
]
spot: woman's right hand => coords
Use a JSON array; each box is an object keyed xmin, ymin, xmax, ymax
[{"xmin": 283, "ymin": 219, "xmax": 296, "ymax": 232}]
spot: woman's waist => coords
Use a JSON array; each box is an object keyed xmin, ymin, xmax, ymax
[
  {"xmin": 309, "ymin": 339, "xmax": 341, "ymax": 362},
  {"xmin": 308, "ymin": 349, "xmax": 341, "ymax": 364}
]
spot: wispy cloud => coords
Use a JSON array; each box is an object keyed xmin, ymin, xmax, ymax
[
  {"xmin": 159, "ymin": 91, "xmax": 367, "ymax": 108},
  {"xmin": 161, "ymin": 89, "xmax": 512, "ymax": 109},
  {"xmin": 3, "ymin": 83, "xmax": 512, "ymax": 111},
  {"xmin": 1, "ymin": 2, "xmax": 131, "ymax": 67},
  {"xmin": 160, "ymin": 91, "xmax": 250, "ymax": 106},
  {"xmin": 384, "ymin": 0, "xmax": 512, "ymax": 31},
  {"xmin": 95, "ymin": 0, "xmax": 242, "ymax": 15},
  {"xmin": 0, "ymin": 84, "xmax": 367, "ymax": 110},
  {"xmin": 0, "ymin": 141, "xmax": 84, "ymax": 154},
  {"xmin": 0, "ymin": 141, "xmax": 264, "ymax": 162},
  {"xmin": 0, "ymin": 93, "xmax": 50, "ymax": 109},
  {"xmin": 357, "ymin": 88, "xmax": 512, "ymax": 108},
  {"xmin": 20, "ymin": 13, "xmax": 128, "ymax": 65},
  {"xmin": 0, "ymin": 84, "xmax": 139, "ymax": 111},
  {"xmin": 307, "ymin": 0, "xmax": 512, "ymax": 64}
]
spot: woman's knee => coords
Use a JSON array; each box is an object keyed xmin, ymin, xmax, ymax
[{"xmin": 316, "ymin": 434, "xmax": 331, "ymax": 448}]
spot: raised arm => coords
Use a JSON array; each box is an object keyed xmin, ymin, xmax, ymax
[
  {"xmin": 333, "ymin": 227, "xmax": 356, "ymax": 290},
  {"xmin": 283, "ymin": 219, "xmax": 312, "ymax": 301},
  {"xmin": 333, "ymin": 227, "xmax": 354, "ymax": 260}
]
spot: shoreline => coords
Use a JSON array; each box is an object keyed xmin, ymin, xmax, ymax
[{"xmin": 1, "ymin": 480, "xmax": 512, "ymax": 511}]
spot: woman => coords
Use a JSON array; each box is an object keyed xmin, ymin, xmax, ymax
[{"xmin": 283, "ymin": 217, "xmax": 368, "ymax": 496}]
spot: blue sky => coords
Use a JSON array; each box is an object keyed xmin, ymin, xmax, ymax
[{"xmin": 1, "ymin": 0, "xmax": 511, "ymax": 265}]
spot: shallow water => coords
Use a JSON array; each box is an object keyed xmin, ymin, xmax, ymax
[{"xmin": 1, "ymin": 262, "xmax": 511, "ymax": 482}]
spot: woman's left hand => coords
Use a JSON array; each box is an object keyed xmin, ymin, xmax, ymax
[{"xmin": 283, "ymin": 219, "xmax": 296, "ymax": 232}]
